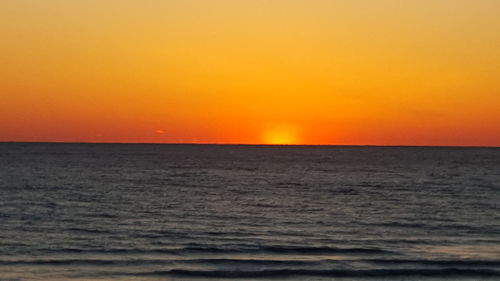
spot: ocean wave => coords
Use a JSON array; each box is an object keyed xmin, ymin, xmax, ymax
[
  {"xmin": 138, "ymin": 268, "xmax": 500, "ymax": 278},
  {"xmin": 180, "ymin": 245, "xmax": 393, "ymax": 255},
  {"xmin": 183, "ymin": 258, "xmax": 322, "ymax": 266},
  {"xmin": 26, "ymin": 245, "xmax": 394, "ymax": 256},
  {"xmin": 34, "ymin": 248, "xmax": 179, "ymax": 255},
  {"xmin": 362, "ymin": 222, "xmax": 500, "ymax": 234},
  {"xmin": 0, "ymin": 259, "xmax": 173, "ymax": 266},
  {"xmin": 367, "ymin": 259, "xmax": 500, "ymax": 267},
  {"xmin": 0, "ymin": 258, "xmax": 320, "ymax": 267},
  {"xmin": 3, "ymin": 257, "xmax": 499, "ymax": 268}
]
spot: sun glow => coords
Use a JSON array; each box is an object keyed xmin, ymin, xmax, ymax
[{"xmin": 262, "ymin": 125, "xmax": 300, "ymax": 145}]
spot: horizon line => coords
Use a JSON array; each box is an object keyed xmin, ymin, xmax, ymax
[{"xmin": 1, "ymin": 141, "xmax": 499, "ymax": 149}]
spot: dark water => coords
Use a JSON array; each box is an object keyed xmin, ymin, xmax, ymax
[{"xmin": 0, "ymin": 143, "xmax": 499, "ymax": 281}]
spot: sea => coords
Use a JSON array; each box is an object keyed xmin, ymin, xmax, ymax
[{"xmin": 0, "ymin": 143, "xmax": 499, "ymax": 281}]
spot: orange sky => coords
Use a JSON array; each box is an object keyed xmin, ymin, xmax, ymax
[{"xmin": 1, "ymin": 0, "xmax": 499, "ymax": 146}]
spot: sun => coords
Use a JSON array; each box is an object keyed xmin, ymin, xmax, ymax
[{"xmin": 261, "ymin": 124, "xmax": 300, "ymax": 145}]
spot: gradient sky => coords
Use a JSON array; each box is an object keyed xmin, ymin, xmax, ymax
[{"xmin": 1, "ymin": 0, "xmax": 499, "ymax": 145}]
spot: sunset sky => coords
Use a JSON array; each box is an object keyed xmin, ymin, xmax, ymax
[{"xmin": 1, "ymin": 0, "xmax": 499, "ymax": 146}]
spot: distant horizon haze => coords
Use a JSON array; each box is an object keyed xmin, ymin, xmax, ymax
[{"xmin": 1, "ymin": 141, "xmax": 499, "ymax": 149}]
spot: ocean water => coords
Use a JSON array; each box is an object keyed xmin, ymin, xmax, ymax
[{"xmin": 0, "ymin": 143, "xmax": 499, "ymax": 281}]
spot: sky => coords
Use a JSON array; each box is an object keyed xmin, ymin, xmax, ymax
[{"xmin": 1, "ymin": 0, "xmax": 499, "ymax": 146}]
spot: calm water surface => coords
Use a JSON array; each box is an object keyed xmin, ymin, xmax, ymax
[{"xmin": 0, "ymin": 143, "xmax": 499, "ymax": 280}]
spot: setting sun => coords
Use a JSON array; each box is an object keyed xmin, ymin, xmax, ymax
[{"xmin": 262, "ymin": 125, "xmax": 300, "ymax": 145}]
